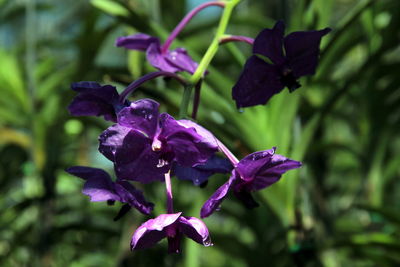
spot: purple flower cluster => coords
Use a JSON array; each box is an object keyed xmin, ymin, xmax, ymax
[{"xmin": 66, "ymin": 1, "xmax": 330, "ymax": 255}]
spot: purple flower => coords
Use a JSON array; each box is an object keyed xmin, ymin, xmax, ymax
[
  {"xmin": 232, "ymin": 21, "xmax": 331, "ymax": 108},
  {"xmin": 66, "ymin": 166, "xmax": 154, "ymax": 215},
  {"xmin": 116, "ymin": 33, "xmax": 199, "ymax": 74},
  {"xmin": 131, "ymin": 212, "xmax": 212, "ymax": 253},
  {"xmin": 68, "ymin": 82, "xmax": 129, "ymax": 122},
  {"xmin": 99, "ymin": 99, "xmax": 218, "ymax": 183},
  {"xmin": 201, "ymin": 147, "xmax": 301, "ymax": 218}
]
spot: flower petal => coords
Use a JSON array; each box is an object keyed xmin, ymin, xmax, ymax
[
  {"xmin": 114, "ymin": 130, "xmax": 169, "ymax": 183},
  {"xmin": 284, "ymin": 28, "xmax": 331, "ymax": 77},
  {"xmin": 115, "ymin": 33, "xmax": 159, "ymax": 51},
  {"xmin": 159, "ymin": 113, "xmax": 217, "ymax": 167},
  {"xmin": 165, "ymin": 48, "xmax": 199, "ymax": 74},
  {"xmin": 117, "ymin": 99, "xmax": 160, "ymax": 138},
  {"xmin": 115, "ymin": 181, "xmax": 154, "ymax": 215},
  {"xmin": 232, "ymin": 55, "xmax": 284, "ymax": 108},
  {"xmin": 178, "ymin": 216, "xmax": 212, "ymax": 246},
  {"xmin": 66, "ymin": 166, "xmax": 121, "ymax": 202},
  {"xmin": 253, "ymin": 21, "xmax": 286, "ymax": 64},
  {"xmin": 177, "ymin": 119, "xmax": 218, "ymax": 149},
  {"xmin": 172, "ymin": 155, "xmax": 233, "ymax": 186},
  {"xmin": 98, "ymin": 124, "xmax": 132, "ymax": 161},
  {"xmin": 68, "ymin": 82, "xmax": 123, "ymax": 122},
  {"xmin": 200, "ymin": 171, "xmax": 238, "ymax": 218},
  {"xmin": 131, "ymin": 213, "xmax": 182, "ymax": 250},
  {"xmin": 235, "ymin": 148, "xmax": 275, "ymax": 181},
  {"xmin": 146, "ymin": 43, "xmax": 181, "ymax": 73}
]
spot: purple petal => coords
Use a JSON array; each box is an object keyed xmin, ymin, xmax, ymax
[
  {"xmin": 232, "ymin": 55, "xmax": 284, "ymax": 108},
  {"xmin": 178, "ymin": 216, "xmax": 212, "ymax": 246},
  {"xmin": 65, "ymin": 166, "xmax": 110, "ymax": 181},
  {"xmin": 235, "ymin": 148, "xmax": 276, "ymax": 181},
  {"xmin": 115, "ymin": 33, "xmax": 159, "ymax": 51},
  {"xmin": 172, "ymin": 155, "xmax": 233, "ymax": 186},
  {"xmin": 131, "ymin": 213, "xmax": 182, "ymax": 250},
  {"xmin": 165, "ymin": 47, "xmax": 199, "ymax": 74},
  {"xmin": 114, "ymin": 130, "xmax": 169, "ymax": 183},
  {"xmin": 146, "ymin": 43, "xmax": 181, "ymax": 73},
  {"xmin": 235, "ymin": 148, "xmax": 302, "ymax": 192},
  {"xmin": 66, "ymin": 166, "xmax": 121, "ymax": 202},
  {"xmin": 253, "ymin": 21, "xmax": 286, "ymax": 65},
  {"xmin": 114, "ymin": 181, "xmax": 154, "ymax": 215},
  {"xmin": 159, "ymin": 113, "xmax": 217, "ymax": 167},
  {"xmin": 284, "ymin": 28, "xmax": 331, "ymax": 77},
  {"xmin": 68, "ymin": 82, "xmax": 121, "ymax": 122},
  {"xmin": 117, "ymin": 99, "xmax": 160, "ymax": 138},
  {"xmin": 247, "ymin": 154, "xmax": 301, "ymax": 191},
  {"xmin": 200, "ymin": 171, "xmax": 238, "ymax": 218},
  {"xmin": 98, "ymin": 124, "xmax": 132, "ymax": 161},
  {"xmin": 177, "ymin": 119, "xmax": 218, "ymax": 149}
]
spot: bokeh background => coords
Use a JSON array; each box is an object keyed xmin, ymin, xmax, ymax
[{"xmin": 1, "ymin": 0, "xmax": 400, "ymax": 266}]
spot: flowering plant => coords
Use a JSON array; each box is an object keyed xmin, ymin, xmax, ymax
[{"xmin": 66, "ymin": 0, "xmax": 330, "ymax": 254}]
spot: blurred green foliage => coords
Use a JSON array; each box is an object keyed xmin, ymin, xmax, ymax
[{"xmin": 0, "ymin": 0, "xmax": 399, "ymax": 266}]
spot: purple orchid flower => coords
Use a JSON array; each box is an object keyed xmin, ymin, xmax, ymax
[
  {"xmin": 66, "ymin": 166, "xmax": 154, "ymax": 216},
  {"xmin": 131, "ymin": 212, "xmax": 212, "ymax": 253},
  {"xmin": 201, "ymin": 147, "xmax": 302, "ymax": 218},
  {"xmin": 99, "ymin": 99, "xmax": 218, "ymax": 183},
  {"xmin": 68, "ymin": 82, "xmax": 129, "ymax": 122},
  {"xmin": 116, "ymin": 33, "xmax": 199, "ymax": 74},
  {"xmin": 232, "ymin": 21, "xmax": 331, "ymax": 108}
]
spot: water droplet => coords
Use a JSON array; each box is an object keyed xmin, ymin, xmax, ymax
[
  {"xmin": 157, "ymin": 159, "xmax": 168, "ymax": 168},
  {"xmin": 194, "ymin": 178, "xmax": 200, "ymax": 184}
]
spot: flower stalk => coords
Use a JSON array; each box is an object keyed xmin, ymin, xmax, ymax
[
  {"xmin": 162, "ymin": 1, "xmax": 226, "ymax": 53},
  {"xmin": 179, "ymin": 0, "xmax": 241, "ymax": 118},
  {"xmin": 165, "ymin": 171, "xmax": 174, "ymax": 213},
  {"xmin": 119, "ymin": 71, "xmax": 187, "ymax": 103}
]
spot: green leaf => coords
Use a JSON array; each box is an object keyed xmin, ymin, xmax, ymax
[{"xmin": 90, "ymin": 0, "xmax": 129, "ymax": 17}]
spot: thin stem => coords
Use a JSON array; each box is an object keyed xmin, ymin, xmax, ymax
[
  {"xmin": 219, "ymin": 34, "xmax": 254, "ymax": 45},
  {"xmin": 164, "ymin": 171, "xmax": 174, "ymax": 213},
  {"xmin": 161, "ymin": 1, "xmax": 226, "ymax": 53},
  {"xmin": 190, "ymin": 0, "xmax": 241, "ymax": 84},
  {"xmin": 191, "ymin": 80, "xmax": 202, "ymax": 119},
  {"xmin": 216, "ymin": 138, "xmax": 239, "ymax": 165},
  {"xmin": 119, "ymin": 71, "xmax": 187, "ymax": 103},
  {"xmin": 179, "ymin": 84, "xmax": 194, "ymax": 119}
]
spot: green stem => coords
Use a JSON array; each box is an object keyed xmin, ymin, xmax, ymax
[
  {"xmin": 190, "ymin": 0, "xmax": 240, "ymax": 84},
  {"xmin": 178, "ymin": 0, "xmax": 240, "ymax": 118},
  {"xmin": 179, "ymin": 84, "xmax": 194, "ymax": 118}
]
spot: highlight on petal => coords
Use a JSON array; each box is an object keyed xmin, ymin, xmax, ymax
[
  {"xmin": 178, "ymin": 216, "xmax": 212, "ymax": 246},
  {"xmin": 131, "ymin": 213, "xmax": 182, "ymax": 250},
  {"xmin": 232, "ymin": 55, "xmax": 284, "ymax": 108},
  {"xmin": 253, "ymin": 21, "xmax": 286, "ymax": 64},
  {"xmin": 177, "ymin": 119, "xmax": 219, "ymax": 149},
  {"xmin": 115, "ymin": 33, "xmax": 159, "ymax": 51}
]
